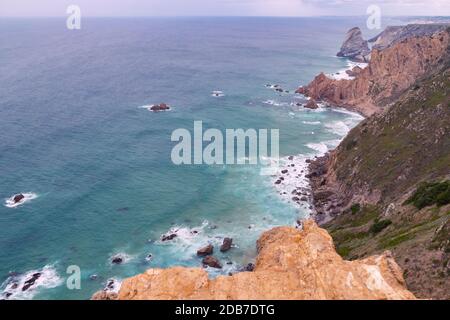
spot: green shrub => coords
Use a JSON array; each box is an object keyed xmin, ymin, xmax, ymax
[
  {"xmin": 405, "ymin": 181, "xmax": 450, "ymax": 209},
  {"xmin": 436, "ymin": 188, "xmax": 450, "ymax": 206},
  {"xmin": 370, "ymin": 219, "xmax": 392, "ymax": 234},
  {"xmin": 336, "ymin": 246, "xmax": 351, "ymax": 258},
  {"xmin": 351, "ymin": 203, "xmax": 361, "ymax": 214}
]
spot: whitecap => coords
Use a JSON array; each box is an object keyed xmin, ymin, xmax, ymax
[
  {"xmin": 305, "ymin": 142, "xmax": 329, "ymax": 155},
  {"xmin": 271, "ymin": 154, "xmax": 314, "ymax": 215},
  {"xmin": 331, "ymin": 107, "xmax": 365, "ymax": 120},
  {"xmin": 262, "ymin": 100, "xmax": 288, "ymax": 107},
  {"xmin": 138, "ymin": 104, "xmax": 172, "ymax": 112},
  {"xmin": 109, "ymin": 252, "xmax": 134, "ymax": 265},
  {"xmin": 324, "ymin": 121, "xmax": 351, "ymax": 136},
  {"xmin": 326, "ymin": 60, "xmax": 369, "ymax": 81},
  {"xmin": 211, "ymin": 91, "xmax": 225, "ymax": 97},
  {"xmin": 4, "ymin": 192, "xmax": 38, "ymax": 208},
  {"xmin": 103, "ymin": 278, "xmax": 122, "ymax": 294},
  {"xmin": 1, "ymin": 265, "xmax": 63, "ymax": 300},
  {"xmin": 157, "ymin": 221, "xmax": 234, "ymax": 261},
  {"xmin": 302, "ymin": 121, "xmax": 321, "ymax": 125}
]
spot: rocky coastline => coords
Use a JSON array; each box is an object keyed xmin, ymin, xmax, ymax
[
  {"xmin": 93, "ymin": 220, "xmax": 415, "ymax": 300},
  {"xmin": 297, "ymin": 24, "xmax": 450, "ymax": 117},
  {"xmin": 93, "ymin": 23, "xmax": 450, "ymax": 301},
  {"xmin": 305, "ymin": 25, "xmax": 450, "ymax": 299}
]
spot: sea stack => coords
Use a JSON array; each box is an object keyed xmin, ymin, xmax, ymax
[{"xmin": 336, "ymin": 27, "xmax": 370, "ymax": 62}]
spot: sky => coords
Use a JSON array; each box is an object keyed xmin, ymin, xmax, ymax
[{"xmin": 1, "ymin": 0, "xmax": 449, "ymax": 17}]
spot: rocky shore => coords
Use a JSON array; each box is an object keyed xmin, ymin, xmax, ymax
[
  {"xmin": 297, "ymin": 24, "xmax": 450, "ymax": 117},
  {"xmin": 305, "ymin": 25, "xmax": 450, "ymax": 299},
  {"xmin": 93, "ymin": 220, "xmax": 415, "ymax": 300}
]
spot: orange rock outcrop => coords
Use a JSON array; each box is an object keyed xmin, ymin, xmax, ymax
[{"xmin": 94, "ymin": 220, "xmax": 415, "ymax": 300}]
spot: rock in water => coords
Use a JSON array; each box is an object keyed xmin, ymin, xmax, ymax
[
  {"xmin": 150, "ymin": 103, "xmax": 170, "ymax": 112},
  {"xmin": 197, "ymin": 244, "xmax": 213, "ymax": 257},
  {"xmin": 220, "ymin": 238, "xmax": 233, "ymax": 252},
  {"xmin": 22, "ymin": 272, "xmax": 41, "ymax": 292},
  {"xmin": 202, "ymin": 256, "xmax": 222, "ymax": 269},
  {"xmin": 295, "ymin": 87, "xmax": 307, "ymax": 94},
  {"xmin": 161, "ymin": 233, "xmax": 177, "ymax": 242},
  {"xmin": 304, "ymin": 99, "xmax": 319, "ymax": 109},
  {"xmin": 13, "ymin": 194, "xmax": 25, "ymax": 203},
  {"xmin": 336, "ymin": 27, "xmax": 370, "ymax": 62},
  {"xmin": 111, "ymin": 256, "xmax": 123, "ymax": 264}
]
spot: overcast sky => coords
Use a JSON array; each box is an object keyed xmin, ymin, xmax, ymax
[{"xmin": 1, "ymin": 0, "xmax": 449, "ymax": 17}]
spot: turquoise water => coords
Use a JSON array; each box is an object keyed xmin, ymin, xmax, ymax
[{"xmin": 0, "ymin": 17, "xmax": 396, "ymax": 299}]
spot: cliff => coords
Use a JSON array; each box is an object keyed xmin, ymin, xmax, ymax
[
  {"xmin": 93, "ymin": 220, "xmax": 415, "ymax": 300},
  {"xmin": 369, "ymin": 24, "xmax": 450, "ymax": 50},
  {"xmin": 298, "ymin": 27, "xmax": 450, "ymax": 116},
  {"xmin": 308, "ymin": 58, "xmax": 450, "ymax": 299}
]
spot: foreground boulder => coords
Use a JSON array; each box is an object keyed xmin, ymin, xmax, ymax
[{"xmin": 97, "ymin": 220, "xmax": 415, "ymax": 300}]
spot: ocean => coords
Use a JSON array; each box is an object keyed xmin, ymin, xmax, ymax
[{"xmin": 0, "ymin": 17, "xmax": 400, "ymax": 299}]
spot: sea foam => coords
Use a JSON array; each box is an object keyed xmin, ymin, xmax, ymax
[
  {"xmin": 1, "ymin": 265, "xmax": 62, "ymax": 300},
  {"xmin": 4, "ymin": 193, "xmax": 38, "ymax": 208}
]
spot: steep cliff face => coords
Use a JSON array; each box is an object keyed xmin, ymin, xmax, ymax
[
  {"xmin": 308, "ymin": 63, "xmax": 450, "ymax": 299},
  {"xmin": 93, "ymin": 220, "xmax": 415, "ymax": 300},
  {"xmin": 298, "ymin": 28, "xmax": 450, "ymax": 116}
]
